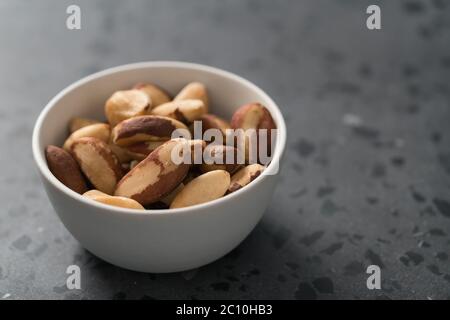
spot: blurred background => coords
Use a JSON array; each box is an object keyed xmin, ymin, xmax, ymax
[{"xmin": 0, "ymin": 0, "xmax": 449, "ymax": 299}]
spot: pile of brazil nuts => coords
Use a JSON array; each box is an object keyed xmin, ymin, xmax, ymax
[{"xmin": 45, "ymin": 82, "xmax": 277, "ymax": 210}]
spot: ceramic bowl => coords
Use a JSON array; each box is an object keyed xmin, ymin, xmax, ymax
[{"xmin": 32, "ymin": 61, "xmax": 286, "ymax": 273}]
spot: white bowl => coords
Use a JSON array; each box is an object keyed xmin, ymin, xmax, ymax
[{"xmin": 32, "ymin": 61, "xmax": 287, "ymax": 273}]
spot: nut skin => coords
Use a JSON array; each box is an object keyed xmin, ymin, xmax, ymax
[
  {"xmin": 133, "ymin": 83, "xmax": 171, "ymax": 108},
  {"xmin": 151, "ymin": 99, "xmax": 206, "ymax": 123},
  {"xmin": 198, "ymin": 114, "xmax": 231, "ymax": 136},
  {"xmin": 83, "ymin": 190, "xmax": 144, "ymax": 210},
  {"xmin": 111, "ymin": 115, "xmax": 189, "ymax": 147},
  {"xmin": 125, "ymin": 138, "xmax": 204, "ymax": 162},
  {"xmin": 125, "ymin": 140, "xmax": 166, "ymax": 160},
  {"xmin": 199, "ymin": 145, "xmax": 241, "ymax": 174},
  {"xmin": 69, "ymin": 117, "xmax": 100, "ymax": 133},
  {"xmin": 105, "ymin": 89, "xmax": 151, "ymax": 127},
  {"xmin": 71, "ymin": 137, "xmax": 124, "ymax": 195},
  {"xmin": 231, "ymin": 103, "xmax": 275, "ymax": 131},
  {"xmin": 170, "ymin": 170, "xmax": 230, "ymax": 209},
  {"xmin": 114, "ymin": 139, "xmax": 191, "ymax": 205},
  {"xmin": 174, "ymin": 82, "xmax": 209, "ymax": 112},
  {"xmin": 45, "ymin": 145, "xmax": 88, "ymax": 194},
  {"xmin": 63, "ymin": 123, "xmax": 110, "ymax": 151},
  {"xmin": 228, "ymin": 164, "xmax": 265, "ymax": 194},
  {"xmin": 230, "ymin": 103, "xmax": 276, "ymax": 161}
]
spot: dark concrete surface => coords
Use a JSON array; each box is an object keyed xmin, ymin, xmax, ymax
[{"xmin": 0, "ymin": 0, "xmax": 449, "ymax": 299}]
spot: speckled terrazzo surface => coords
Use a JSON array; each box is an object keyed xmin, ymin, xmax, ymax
[{"xmin": 0, "ymin": 0, "xmax": 449, "ymax": 300}]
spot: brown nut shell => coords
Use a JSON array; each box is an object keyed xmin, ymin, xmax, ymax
[
  {"xmin": 230, "ymin": 103, "xmax": 276, "ymax": 162},
  {"xmin": 170, "ymin": 170, "xmax": 230, "ymax": 209},
  {"xmin": 133, "ymin": 83, "xmax": 171, "ymax": 108},
  {"xmin": 45, "ymin": 145, "xmax": 88, "ymax": 194},
  {"xmin": 71, "ymin": 137, "xmax": 123, "ymax": 194},
  {"xmin": 228, "ymin": 164, "xmax": 265, "ymax": 194},
  {"xmin": 151, "ymin": 99, "xmax": 206, "ymax": 123},
  {"xmin": 125, "ymin": 140, "xmax": 167, "ymax": 160},
  {"xmin": 111, "ymin": 115, "xmax": 189, "ymax": 147},
  {"xmin": 114, "ymin": 139, "xmax": 190, "ymax": 205},
  {"xmin": 174, "ymin": 82, "xmax": 209, "ymax": 112},
  {"xmin": 63, "ymin": 123, "xmax": 110, "ymax": 151},
  {"xmin": 198, "ymin": 114, "xmax": 231, "ymax": 136},
  {"xmin": 230, "ymin": 103, "xmax": 276, "ymax": 131},
  {"xmin": 105, "ymin": 90, "xmax": 150, "ymax": 127}
]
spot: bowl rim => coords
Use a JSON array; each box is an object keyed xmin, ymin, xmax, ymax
[{"xmin": 32, "ymin": 61, "xmax": 287, "ymax": 215}]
